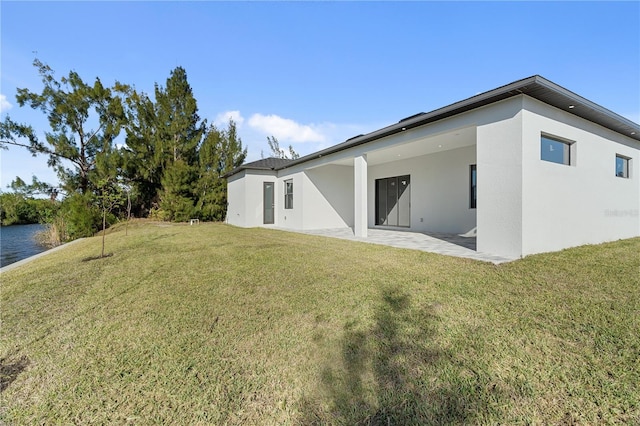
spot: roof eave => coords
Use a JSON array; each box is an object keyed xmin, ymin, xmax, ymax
[
  {"xmin": 532, "ymin": 76, "xmax": 640, "ymax": 138},
  {"xmin": 222, "ymin": 166, "xmax": 276, "ymax": 179},
  {"xmin": 275, "ymin": 75, "xmax": 541, "ymax": 170},
  {"xmin": 275, "ymin": 75, "xmax": 639, "ymax": 171}
]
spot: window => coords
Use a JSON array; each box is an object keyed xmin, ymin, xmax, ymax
[
  {"xmin": 616, "ymin": 155, "xmax": 630, "ymax": 178},
  {"xmin": 470, "ymin": 165, "xmax": 477, "ymax": 209},
  {"xmin": 541, "ymin": 135, "xmax": 572, "ymax": 165},
  {"xmin": 284, "ymin": 179, "xmax": 293, "ymax": 209}
]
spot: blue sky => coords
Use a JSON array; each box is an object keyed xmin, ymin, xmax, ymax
[{"xmin": 1, "ymin": 1, "xmax": 639, "ymax": 190}]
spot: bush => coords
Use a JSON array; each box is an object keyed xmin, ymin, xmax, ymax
[
  {"xmin": 148, "ymin": 206, "xmax": 169, "ymax": 221},
  {"xmin": 35, "ymin": 193, "xmax": 121, "ymax": 243},
  {"xmin": 57, "ymin": 193, "xmax": 103, "ymax": 240},
  {"xmin": 35, "ymin": 216, "xmax": 66, "ymax": 248}
]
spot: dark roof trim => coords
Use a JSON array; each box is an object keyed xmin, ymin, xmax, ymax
[
  {"xmin": 227, "ymin": 75, "xmax": 639, "ymax": 176},
  {"xmin": 346, "ymin": 134, "xmax": 364, "ymax": 142},
  {"xmin": 399, "ymin": 112, "xmax": 426, "ymax": 123},
  {"xmin": 223, "ymin": 157, "xmax": 294, "ymax": 178}
]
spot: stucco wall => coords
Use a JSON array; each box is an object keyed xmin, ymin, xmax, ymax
[
  {"xmin": 226, "ymin": 171, "xmax": 246, "ymax": 227},
  {"xmin": 303, "ymin": 165, "xmax": 354, "ymax": 229},
  {"xmin": 226, "ymin": 170, "xmax": 278, "ymax": 228},
  {"xmin": 276, "ymin": 173, "xmax": 303, "ymax": 229},
  {"xmin": 520, "ymin": 97, "xmax": 640, "ymax": 256},
  {"xmin": 271, "ymin": 165, "xmax": 355, "ymax": 230},
  {"xmin": 229, "ymin": 165, "xmax": 356, "ymax": 230},
  {"xmin": 368, "ymin": 145, "xmax": 477, "ymax": 233},
  {"xmin": 475, "ymin": 98, "xmax": 524, "ymax": 259}
]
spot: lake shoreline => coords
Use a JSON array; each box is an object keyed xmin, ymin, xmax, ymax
[
  {"xmin": 0, "ymin": 223, "xmax": 48, "ymax": 268},
  {"xmin": 0, "ymin": 237, "xmax": 85, "ymax": 273}
]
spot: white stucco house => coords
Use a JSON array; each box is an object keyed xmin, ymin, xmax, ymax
[{"xmin": 225, "ymin": 75, "xmax": 640, "ymax": 260}]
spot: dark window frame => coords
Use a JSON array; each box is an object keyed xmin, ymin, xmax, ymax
[
  {"xmin": 616, "ymin": 154, "xmax": 630, "ymax": 178},
  {"xmin": 284, "ymin": 179, "xmax": 293, "ymax": 209},
  {"xmin": 470, "ymin": 164, "xmax": 477, "ymax": 209},
  {"xmin": 541, "ymin": 134, "xmax": 573, "ymax": 166}
]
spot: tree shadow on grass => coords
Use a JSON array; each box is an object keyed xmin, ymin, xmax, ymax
[
  {"xmin": 81, "ymin": 253, "xmax": 114, "ymax": 262},
  {"xmin": 0, "ymin": 355, "xmax": 29, "ymax": 393},
  {"xmin": 298, "ymin": 287, "xmax": 504, "ymax": 425}
]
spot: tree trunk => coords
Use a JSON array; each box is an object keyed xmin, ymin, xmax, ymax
[
  {"xmin": 126, "ymin": 190, "xmax": 131, "ymax": 236},
  {"xmin": 101, "ymin": 208, "xmax": 106, "ymax": 257}
]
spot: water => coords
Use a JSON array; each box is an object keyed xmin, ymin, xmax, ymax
[{"xmin": 0, "ymin": 224, "xmax": 48, "ymax": 268}]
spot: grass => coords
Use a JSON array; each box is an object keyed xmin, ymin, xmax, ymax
[{"xmin": 1, "ymin": 220, "xmax": 639, "ymax": 425}]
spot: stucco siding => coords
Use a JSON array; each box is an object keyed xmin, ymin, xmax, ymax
[
  {"xmin": 226, "ymin": 171, "xmax": 246, "ymax": 227},
  {"xmin": 276, "ymin": 173, "xmax": 303, "ymax": 229},
  {"xmin": 476, "ymin": 98, "xmax": 524, "ymax": 259},
  {"xmin": 303, "ymin": 165, "xmax": 354, "ymax": 229},
  {"xmin": 227, "ymin": 170, "xmax": 278, "ymax": 227},
  {"xmin": 521, "ymin": 97, "xmax": 640, "ymax": 255}
]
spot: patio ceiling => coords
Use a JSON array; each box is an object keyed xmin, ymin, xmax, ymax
[{"xmin": 328, "ymin": 125, "xmax": 476, "ymax": 167}]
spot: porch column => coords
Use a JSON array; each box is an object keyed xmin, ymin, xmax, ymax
[{"xmin": 354, "ymin": 154, "xmax": 368, "ymax": 237}]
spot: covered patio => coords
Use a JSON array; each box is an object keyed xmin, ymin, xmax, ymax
[
  {"xmin": 281, "ymin": 227, "xmax": 515, "ymax": 264},
  {"xmin": 311, "ymin": 124, "xmax": 479, "ymax": 239}
]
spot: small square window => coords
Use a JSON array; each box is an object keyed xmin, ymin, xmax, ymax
[
  {"xmin": 284, "ymin": 180, "xmax": 293, "ymax": 209},
  {"xmin": 541, "ymin": 135, "xmax": 572, "ymax": 165},
  {"xmin": 616, "ymin": 155, "xmax": 630, "ymax": 178}
]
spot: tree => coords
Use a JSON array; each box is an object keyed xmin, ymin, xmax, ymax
[
  {"xmin": 9, "ymin": 176, "xmax": 59, "ymax": 200},
  {"xmin": 120, "ymin": 90, "xmax": 162, "ymax": 215},
  {"xmin": 0, "ymin": 192, "xmax": 40, "ymax": 225},
  {"xmin": 155, "ymin": 67, "xmax": 205, "ymax": 166},
  {"xmin": 158, "ymin": 159, "xmax": 197, "ymax": 222},
  {"xmin": 94, "ymin": 177, "xmax": 124, "ymax": 258},
  {"xmin": 121, "ymin": 67, "xmax": 206, "ymax": 219},
  {"xmin": 0, "ymin": 59, "xmax": 127, "ymax": 195},
  {"xmin": 122, "ymin": 181, "xmax": 132, "ymax": 236},
  {"xmin": 266, "ymin": 136, "xmax": 299, "ymax": 159},
  {"xmin": 118, "ymin": 66, "xmax": 247, "ymax": 222},
  {"xmin": 0, "ymin": 177, "xmax": 60, "ymax": 226},
  {"xmin": 195, "ymin": 119, "xmax": 247, "ymax": 221},
  {"xmin": 93, "ymin": 147, "xmax": 125, "ymax": 257},
  {"xmin": 151, "ymin": 68, "xmax": 205, "ymax": 221}
]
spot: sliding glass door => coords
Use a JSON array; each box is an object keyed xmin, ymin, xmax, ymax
[{"xmin": 375, "ymin": 175, "xmax": 410, "ymax": 227}]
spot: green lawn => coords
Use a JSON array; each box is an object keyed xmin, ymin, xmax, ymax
[{"xmin": 1, "ymin": 221, "xmax": 639, "ymax": 425}]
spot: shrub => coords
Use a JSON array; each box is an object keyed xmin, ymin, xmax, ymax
[
  {"xmin": 35, "ymin": 216, "xmax": 66, "ymax": 247},
  {"xmin": 55, "ymin": 193, "xmax": 103, "ymax": 240}
]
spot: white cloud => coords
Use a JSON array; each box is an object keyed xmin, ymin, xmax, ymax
[
  {"xmin": 209, "ymin": 109, "xmax": 384, "ymax": 161},
  {"xmin": 214, "ymin": 110, "xmax": 244, "ymax": 127},
  {"xmin": 248, "ymin": 113, "xmax": 325, "ymax": 143},
  {"xmin": 0, "ymin": 94, "xmax": 12, "ymax": 113},
  {"xmin": 241, "ymin": 117, "xmax": 385, "ymax": 162}
]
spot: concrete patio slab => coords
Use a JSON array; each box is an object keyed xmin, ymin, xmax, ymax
[{"xmin": 279, "ymin": 227, "xmax": 515, "ymax": 264}]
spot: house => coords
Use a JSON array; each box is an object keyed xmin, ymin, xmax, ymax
[{"xmin": 225, "ymin": 76, "xmax": 640, "ymax": 260}]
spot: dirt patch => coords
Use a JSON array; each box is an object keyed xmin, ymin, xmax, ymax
[{"xmin": 0, "ymin": 355, "xmax": 30, "ymax": 393}]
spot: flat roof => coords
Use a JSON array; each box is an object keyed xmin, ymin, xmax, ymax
[{"xmin": 228, "ymin": 75, "xmax": 639, "ymax": 176}]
